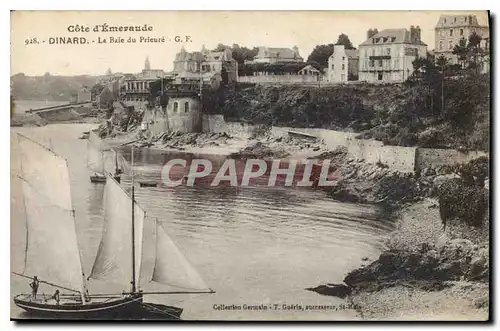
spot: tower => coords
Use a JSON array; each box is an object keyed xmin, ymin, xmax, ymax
[{"xmin": 144, "ymin": 56, "xmax": 151, "ymax": 71}]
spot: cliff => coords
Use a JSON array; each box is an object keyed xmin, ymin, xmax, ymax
[{"xmin": 216, "ymin": 75, "xmax": 489, "ymax": 151}]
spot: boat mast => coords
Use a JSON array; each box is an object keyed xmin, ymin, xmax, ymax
[
  {"xmin": 131, "ymin": 145, "xmax": 136, "ymax": 294},
  {"xmin": 114, "ymin": 149, "xmax": 118, "ymax": 175}
]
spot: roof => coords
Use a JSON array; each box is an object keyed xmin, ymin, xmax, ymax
[
  {"xmin": 174, "ymin": 48, "xmax": 235, "ymax": 63},
  {"xmin": 175, "ymin": 50, "xmax": 205, "ymax": 62},
  {"xmin": 435, "ymin": 15, "xmax": 483, "ymax": 28},
  {"xmin": 360, "ymin": 28, "xmax": 427, "ymax": 46},
  {"xmin": 345, "ymin": 49, "xmax": 359, "ymax": 58},
  {"xmin": 138, "ymin": 69, "xmax": 165, "ymax": 80},
  {"xmin": 256, "ymin": 46, "xmax": 303, "ymax": 60},
  {"xmin": 298, "ymin": 65, "xmax": 320, "ymax": 73}
]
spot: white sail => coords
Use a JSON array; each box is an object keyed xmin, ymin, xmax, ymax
[
  {"xmin": 21, "ymin": 180, "xmax": 85, "ymax": 291},
  {"xmin": 152, "ymin": 222, "xmax": 209, "ymax": 291},
  {"xmin": 16, "ymin": 134, "xmax": 85, "ymax": 291},
  {"xmin": 88, "ymin": 130, "xmax": 103, "ymax": 148},
  {"xmin": 87, "ymin": 140, "xmax": 105, "ymax": 174},
  {"xmin": 90, "ymin": 177, "xmax": 145, "ymax": 290},
  {"xmin": 17, "ymin": 134, "xmax": 73, "ymax": 212}
]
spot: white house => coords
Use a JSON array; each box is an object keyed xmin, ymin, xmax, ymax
[
  {"xmin": 327, "ymin": 45, "xmax": 359, "ymax": 83},
  {"xmin": 358, "ymin": 26, "xmax": 428, "ymax": 83}
]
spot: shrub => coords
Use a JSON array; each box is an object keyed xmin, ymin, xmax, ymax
[
  {"xmin": 438, "ymin": 156, "xmax": 489, "ymax": 228},
  {"xmin": 438, "ymin": 178, "xmax": 488, "ymax": 228}
]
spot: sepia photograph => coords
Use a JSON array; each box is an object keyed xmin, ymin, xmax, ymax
[{"xmin": 9, "ymin": 10, "xmax": 491, "ymax": 321}]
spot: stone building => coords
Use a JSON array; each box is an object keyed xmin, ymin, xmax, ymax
[
  {"xmin": 327, "ymin": 45, "xmax": 359, "ymax": 83},
  {"xmin": 120, "ymin": 57, "xmax": 169, "ymax": 109},
  {"xmin": 165, "ymin": 94, "xmax": 202, "ymax": 133},
  {"xmin": 245, "ymin": 46, "xmax": 303, "ymax": 64},
  {"xmin": 77, "ymin": 87, "xmax": 91, "ymax": 103},
  {"xmin": 173, "ymin": 46, "xmax": 238, "ymax": 85},
  {"xmin": 434, "ymin": 14, "xmax": 490, "ymax": 72},
  {"xmin": 358, "ymin": 26, "xmax": 428, "ymax": 83},
  {"xmin": 141, "ymin": 84, "xmax": 202, "ymax": 135}
]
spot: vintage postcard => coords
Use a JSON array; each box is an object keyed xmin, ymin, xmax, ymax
[{"xmin": 10, "ymin": 10, "xmax": 490, "ymax": 321}]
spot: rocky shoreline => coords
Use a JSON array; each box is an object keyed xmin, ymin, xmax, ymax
[{"xmin": 307, "ymin": 198, "xmax": 489, "ymax": 321}]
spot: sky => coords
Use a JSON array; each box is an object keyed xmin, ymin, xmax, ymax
[{"xmin": 11, "ymin": 10, "xmax": 489, "ymax": 76}]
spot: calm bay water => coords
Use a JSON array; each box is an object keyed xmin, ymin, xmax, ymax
[{"xmin": 10, "ymin": 123, "xmax": 393, "ymax": 320}]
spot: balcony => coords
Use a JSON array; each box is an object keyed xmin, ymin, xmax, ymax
[{"xmin": 369, "ymin": 55, "xmax": 391, "ymax": 60}]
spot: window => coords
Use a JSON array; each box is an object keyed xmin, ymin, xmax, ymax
[
  {"xmin": 377, "ymin": 60, "xmax": 383, "ymax": 67},
  {"xmin": 369, "ymin": 60, "xmax": 374, "ymax": 67},
  {"xmin": 386, "ymin": 48, "xmax": 391, "ymax": 55},
  {"xmin": 371, "ymin": 48, "xmax": 375, "ymax": 56},
  {"xmin": 341, "ymin": 74, "xmax": 345, "ymax": 81},
  {"xmin": 184, "ymin": 102, "xmax": 189, "ymax": 113},
  {"xmin": 342, "ymin": 64, "xmax": 345, "ymax": 70},
  {"xmin": 342, "ymin": 56, "xmax": 345, "ymax": 61},
  {"xmin": 449, "ymin": 29, "xmax": 453, "ymax": 36},
  {"xmin": 439, "ymin": 41, "xmax": 443, "ymax": 50},
  {"xmin": 331, "ymin": 64, "xmax": 334, "ymax": 70},
  {"xmin": 448, "ymin": 40, "xmax": 453, "ymax": 50},
  {"xmin": 460, "ymin": 29, "xmax": 464, "ymax": 36},
  {"xmin": 378, "ymin": 72, "xmax": 383, "ymax": 81},
  {"xmin": 173, "ymin": 102, "xmax": 178, "ymax": 113},
  {"xmin": 454, "ymin": 17, "xmax": 456, "ymax": 23}
]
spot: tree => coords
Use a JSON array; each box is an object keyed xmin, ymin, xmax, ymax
[
  {"xmin": 335, "ymin": 34, "xmax": 356, "ymax": 50},
  {"xmin": 10, "ymin": 94, "xmax": 15, "ymax": 118},
  {"xmin": 149, "ymin": 78, "xmax": 173, "ymax": 107},
  {"xmin": 467, "ymin": 32, "xmax": 484, "ymax": 73},
  {"xmin": 307, "ymin": 44, "xmax": 334, "ymax": 69},
  {"xmin": 230, "ymin": 44, "xmax": 259, "ymax": 66},
  {"xmin": 452, "ymin": 38, "xmax": 468, "ymax": 69},
  {"xmin": 213, "ymin": 43, "xmax": 229, "ymax": 52},
  {"xmin": 452, "ymin": 32, "xmax": 488, "ymax": 74}
]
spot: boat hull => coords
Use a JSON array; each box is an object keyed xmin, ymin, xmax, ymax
[
  {"xmin": 90, "ymin": 175, "xmax": 121, "ymax": 184},
  {"xmin": 13, "ymin": 294, "xmax": 182, "ymax": 320}
]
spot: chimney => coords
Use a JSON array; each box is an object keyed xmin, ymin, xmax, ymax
[
  {"xmin": 410, "ymin": 25, "xmax": 421, "ymax": 44},
  {"xmin": 366, "ymin": 28, "xmax": 378, "ymax": 40}
]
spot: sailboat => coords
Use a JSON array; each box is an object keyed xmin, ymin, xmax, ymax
[
  {"xmin": 13, "ymin": 134, "xmax": 215, "ymax": 319},
  {"xmin": 87, "ymin": 137, "xmax": 122, "ymax": 184}
]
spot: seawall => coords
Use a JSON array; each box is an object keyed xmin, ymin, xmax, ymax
[{"xmin": 217, "ymin": 120, "xmax": 486, "ymax": 173}]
